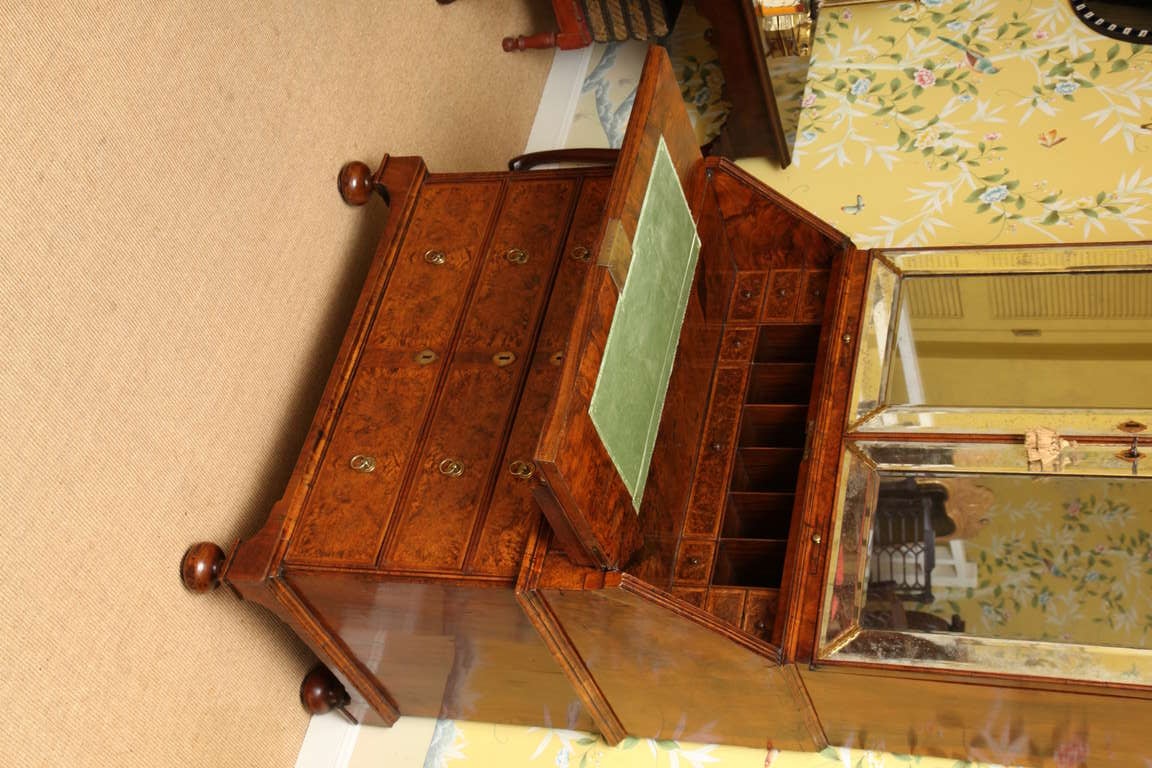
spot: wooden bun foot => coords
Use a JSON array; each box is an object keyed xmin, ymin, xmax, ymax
[
  {"xmin": 300, "ymin": 663, "xmax": 356, "ymax": 723},
  {"xmin": 180, "ymin": 542, "xmax": 226, "ymax": 593},
  {"xmin": 337, "ymin": 161, "xmax": 380, "ymax": 206}
]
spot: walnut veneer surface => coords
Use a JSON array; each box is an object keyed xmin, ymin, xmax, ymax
[{"xmin": 183, "ymin": 48, "xmax": 1152, "ymax": 766}]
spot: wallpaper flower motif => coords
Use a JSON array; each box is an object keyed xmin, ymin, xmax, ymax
[
  {"xmin": 746, "ymin": 0, "xmax": 1152, "ymax": 248},
  {"xmin": 350, "ymin": 717, "xmax": 1030, "ymax": 768},
  {"xmin": 924, "ymin": 477, "xmax": 1152, "ymax": 650}
]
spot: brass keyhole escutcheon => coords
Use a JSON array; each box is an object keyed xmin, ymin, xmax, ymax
[
  {"xmin": 423, "ymin": 249, "xmax": 446, "ymax": 265},
  {"xmin": 549, "ymin": 351, "xmax": 564, "ymax": 367},
  {"xmin": 508, "ymin": 460, "xmax": 535, "ymax": 479},
  {"xmin": 350, "ymin": 455, "xmax": 376, "ymax": 473},
  {"xmin": 505, "ymin": 248, "xmax": 529, "ymax": 264},
  {"xmin": 571, "ymin": 246, "xmax": 591, "ymax": 262},
  {"xmin": 492, "ymin": 351, "xmax": 516, "ymax": 367},
  {"xmin": 414, "ymin": 349, "xmax": 438, "ymax": 365},
  {"xmin": 439, "ymin": 458, "xmax": 464, "ymax": 477}
]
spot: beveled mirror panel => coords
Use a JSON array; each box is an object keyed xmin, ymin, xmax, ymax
[
  {"xmin": 820, "ymin": 443, "xmax": 1152, "ymax": 684},
  {"xmin": 849, "ymin": 245, "xmax": 1152, "ymax": 434}
]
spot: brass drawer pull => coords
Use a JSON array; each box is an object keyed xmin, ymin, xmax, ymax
[
  {"xmin": 549, "ymin": 351, "xmax": 564, "ymax": 366},
  {"xmin": 424, "ymin": 249, "xmax": 446, "ymax": 265},
  {"xmin": 414, "ymin": 349, "xmax": 438, "ymax": 365},
  {"xmin": 686, "ymin": 556, "xmax": 702, "ymax": 567},
  {"xmin": 439, "ymin": 458, "xmax": 464, "ymax": 477},
  {"xmin": 492, "ymin": 351, "xmax": 516, "ymax": 367},
  {"xmin": 571, "ymin": 246, "xmax": 591, "ymax": 262},
  {"xmin": 509, "ymin": 460, "xmax": 535, "ymax": 479},
  {"xmin": 350, "ymin": 455, "xmax": 376, "ymax": 473},
  {"xmin": 505, "ymin": 248, "xmax": 529, "ymax": 264}
]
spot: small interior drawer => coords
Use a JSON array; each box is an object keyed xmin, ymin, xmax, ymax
[
  {"xmin": 729, "ymin": 271, "xmax": 768, "ymax": 322},
  {"xmin": 797, "ymin": 270, "xmax": 830, "ymax": 322},
  {"xmin": 762, "ymin": 269, "xmax": 801, "ymax": 320},
  {"xmin": 705, "ymin": 588, "xmax": 747, "ymax": 626},
  {"xmin": 674, "ymin": 540, "xmax": 716, "ymax": 584},
  {"xmin": 742, "ymin": 589, "xmax": 780, "ymax": 641}
]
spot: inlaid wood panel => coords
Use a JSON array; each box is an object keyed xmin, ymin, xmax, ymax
[
  {"xmin": 763, "ymin": 269, "xmax": 801, "ymax": 319},
  {"xmin": 288, "ymin": 180, "xmax": 501, "ymax": 566},
  {"xmin": 385, "ymin": 178, "xmax": 577, "ymax": 571},
  {"xmin": 708, "ymin": 159, "xmax": 847, "ymax": 273},
  {"xmin": 683, "ymin": 365, "xmax": 749, "ymax": 539},
  {"xmin": 467, "ymin": 175, "xmax": 610, "ymax": 577},
  {"xmin": 729, "ymin": 271, "xmax": 767, "ymax": 323}
]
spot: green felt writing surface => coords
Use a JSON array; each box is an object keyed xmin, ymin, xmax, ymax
[{"xmin": 588, "ymin": 136, "xmax": 700, "ymax": 511}]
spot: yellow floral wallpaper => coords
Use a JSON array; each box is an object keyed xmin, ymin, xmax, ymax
[
  {"xmin": 348, "ymin": 716, "xmax": 1030, "ymax": 768},
  {"xmin": 745, "ymin": 0, "xmax": 1152, "ymax": 247}
]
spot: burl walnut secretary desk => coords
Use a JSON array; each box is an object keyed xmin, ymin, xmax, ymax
[{"xmin": 184, "ymin": 48, "xmax": 1152, "ymax": 766}]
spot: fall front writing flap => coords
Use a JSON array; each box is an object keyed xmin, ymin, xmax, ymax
[{"xmin": 533, "ymin": 46, "xmax": 714, "ymax": 569}]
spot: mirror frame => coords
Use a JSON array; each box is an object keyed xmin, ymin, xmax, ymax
[{"xmin": 847, "ymin": 244, "xmax": 1152, "ymax": 435}]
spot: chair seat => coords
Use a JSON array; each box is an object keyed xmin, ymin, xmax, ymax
[{"xmin": 581, "ymin": 0, "xmax": 683, "ymax": 42}]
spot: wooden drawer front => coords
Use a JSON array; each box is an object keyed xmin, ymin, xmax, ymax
[
  {"xmin": 762, "ymin": 269, "xmax": 801, "ymax": 320},
  {"xmin": 741, "ymin": 589, "xmax": 779, "ymax": 641},
  {"xmin": 669, "ymin": 587, "xmax": 707, "ymax": 608},
  {"xmin": 797, "ymin": 270, "xmax": 830, "ymax": 322},
  {"xmin": 683, "ymin": 366, "xmax": 748, "ymax": 538},
  {"xmin": 729, "ymin": 271, "xmax": 767, "ymax": 322},
  {"xmin": 288, "ymin": 180, "xmax": 501, "ymax": 566},
  {"xmin": 386, "ymin": 177, "xmax": 578, "ymax": 571},
  {"xmin": 718, "ymin": 326, "xmax": 756, "ymax": 365},
  {"xmin": 706, "ymin": 587, "xmax": 747, "ymax": 626},
  {"xmin": 468, "ymin": 176, "xmax": 608, "ymax": 577},
  {"xmin": 674, "ymin": 540, "xmax": 715, "ymax": 584}
]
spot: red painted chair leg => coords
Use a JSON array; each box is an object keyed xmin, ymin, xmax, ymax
[{"xmin": 502, "ymin": 31, "xmax": 558, "ymax": 52}]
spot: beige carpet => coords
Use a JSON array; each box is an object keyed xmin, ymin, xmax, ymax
[{"xmin": 0, "ymin": 1, "xmax": 552, "ymax": 765}]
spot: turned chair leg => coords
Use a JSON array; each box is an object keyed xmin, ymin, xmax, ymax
[{"xmin": 503, "ymin": 31, "xmax": 559, "ymax": 52}]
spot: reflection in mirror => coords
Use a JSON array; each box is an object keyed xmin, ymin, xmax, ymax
[
  {"xmin": 753, "ymin": 0, "xmax": 815, "ymax": 158},
  {"xmin": 823, "ymin": 444, "xmax": 1152, "ymax": 682},
  {"xmin": 888, "ymin": 273, "xmax": 1152, "ymax": 410},
  {"xmin": 849, "ymin": 248, "xmax": 1152, "ymax": 434},
  {"xmin": 860, "ymin": 473, "xmax": 1152, "ymax": 649}
]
